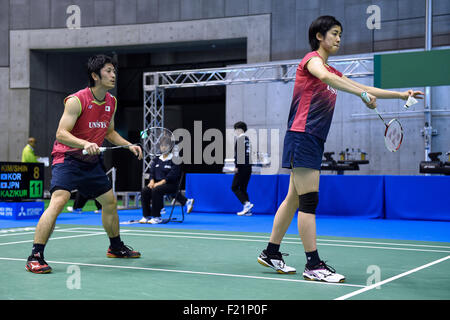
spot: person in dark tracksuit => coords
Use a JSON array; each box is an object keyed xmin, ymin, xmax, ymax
[{"xmin": 231, "ymin": 121, "xmax": 254, "ymax": 216}]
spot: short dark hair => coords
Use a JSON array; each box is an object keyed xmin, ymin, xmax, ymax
[
  {"xmin": 87, "ymin": 54, "xmax": 117, "ymax": 87},
  {"xmin": 308, "ymin": 16, "xmax": 343, "ymax": 51},
  {"xmin": 234, "ymin": 121, "xmax": 247, "ymax": 132}
]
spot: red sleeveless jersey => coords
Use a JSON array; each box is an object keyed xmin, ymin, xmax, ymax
[
  {"xmin": 51, "ymin": 87, "xmax": 117, "ymax": 164},
  {"xmin": 287, "ymin": 51, "xmax": 342, "ymax": 141}
]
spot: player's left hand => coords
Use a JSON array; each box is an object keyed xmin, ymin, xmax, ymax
[
  {"xmin": 400, "ymin": 90, "xmax": 424, "ymax": 100},
  {"xmin": 129, "ymin": 145, "xmax": 143, "ymax": 160}
]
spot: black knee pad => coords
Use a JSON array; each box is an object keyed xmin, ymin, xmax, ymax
[{"xmin": 298, "ymin": 192, "xmax": 319, "ymax": 214}]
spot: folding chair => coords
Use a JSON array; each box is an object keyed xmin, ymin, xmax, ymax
[{"xmin": 161, "ymin": 173, "xmax": 185, "ymax": 224}]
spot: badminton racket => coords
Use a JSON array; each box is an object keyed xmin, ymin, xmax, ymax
[
  {"xmin": 82, "ymin": 143, "xmax": 138, "ymax": 155},
  {"xmin": 82, "ymin": 127, "xmax": 175, "ymax": 156},
  {"xmin": 361, "ymin": 92, "xmax": 404, "ymax": 152},
  {"xmin": 140, "ymin": 126, "xmax": 175, "ymax": 157}
]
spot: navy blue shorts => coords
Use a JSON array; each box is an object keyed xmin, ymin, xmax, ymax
[
  {"xmin": 50, "ymin": 156, "xmax": 112, "ymax": 199},
  {"xmin": 282, "ymin": 131, "xmax": 325, "ymax": 170}
]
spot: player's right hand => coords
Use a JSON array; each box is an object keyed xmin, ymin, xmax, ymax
[
  {"xmin": 362, "ymin": 92, "xmax": 377, "ymax": 109},
  {"xmin": 83, "ymin": 142, "xmax": 101, "ymax": 155}
]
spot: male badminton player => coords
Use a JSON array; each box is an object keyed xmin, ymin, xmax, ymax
[
  {"xmin": 257, "ymin": 16, "xmax": 423, "ymax": 282},
  {"xmin": 26, "ymin": 54, "xmax": 143, "ymax": 274}
]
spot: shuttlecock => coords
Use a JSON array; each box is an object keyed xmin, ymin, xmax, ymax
[
  {"xmin": 140, "ymin": 130, "xmax": 148, "ymax": 139},
  {"xmin": 404, "ymin": 96, "xmax": 418, "ymax": 109}
]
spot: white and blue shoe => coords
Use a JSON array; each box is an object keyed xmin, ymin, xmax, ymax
[
  {"xmin": 139, "ymin": 217, "xmax": 150, "ymax": 224},
  {"xmin": 148, "ymin": 217, "xmax": 163, "ymax": 224},
  {"xmin": 185, "ymin": 198, "xmax": 194, "ymax": 213},
  {"xmin": 257, "ymin": 250, "xmax": 296, "ymax": 274},
  {"xmin": 237, "ymin": 202, "xmax": 253, "ymax": 216},
  {"xmin": 303, "ymin": 261, "xmax": 345, "ymax": 283}
]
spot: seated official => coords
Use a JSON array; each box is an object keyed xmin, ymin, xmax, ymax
[{"xmin": 139, "ymin": 151, "xmax": 194, "ymax": 224}]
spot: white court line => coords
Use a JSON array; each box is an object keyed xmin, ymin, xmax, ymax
[
  {"xmin": 0, "ymin": 226, "xmax": 74, "ymax": 238},
  {"xmin": 73, "ymin": 227, "xmax": 450, "ymax": 250},
  {"xmin": 123, "ymin": 232, "xmax": 450, "ymax": 253},
  {"xmin": 67, "ymin": 228, "xmax": 450, "ymax": 254},
  {"xmin": 334, "ymin": 255, "xmax": 450, "ymax": 300},
  {"xmin": 0, "ymin": 256, "xmax": 365, "ymax": 289},
  {"xmin": 0, "ymin": 231, "xmax": 104, "ymax": 246},
  {"xmin": 0, "ymin": 231, "xmax": 37, "ymax": 237},
  {"xmin": 1, "ymin": 226, "xmax": 449, "ymax": 253}
]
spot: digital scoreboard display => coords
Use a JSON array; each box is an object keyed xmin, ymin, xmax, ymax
[{"xmin": 0, "ymin": 162, "xmax": 44, "ymax": 201}]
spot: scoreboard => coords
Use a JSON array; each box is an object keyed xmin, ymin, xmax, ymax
[{"xmin": 0, "ymin": 162, "xmax": 44, "ymax": 201}]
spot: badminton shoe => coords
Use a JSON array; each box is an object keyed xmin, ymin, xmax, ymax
[
  {"xmin": 148, "ymin": 217, "xmax": 163, "ymax": 224},
  {"xmin": 237, "ymin": 202, "xmax": 254, "ymax": 216},
  {"xmin": 186, "ymin": 198, "xmax": 194, "ymax": 213},
  {"xmin": 107, "ymin": 242, "xmax": 141, "ymax": 258},
  {"xmin": 303, "ymin": 261, "xmax": 345, "ymax": 283},
  {"xmin": 139, "ymin": 217, "xmax": 149, "ymax": 223},
  {"xmin": 257, "ymin": 250, "xmax": 296, "ymax": 274},
  {"xmin": 25, "ymin": 253, "xmax": 52, "ymax": 274},
  {"xmin": 67, "ymin": 206, "xmax": 82, "ymax": 214}
]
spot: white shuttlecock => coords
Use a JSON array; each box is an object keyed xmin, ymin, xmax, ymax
[{"xmin": 404, "ymin": 96, "xmax": 418, "ymax": 109}]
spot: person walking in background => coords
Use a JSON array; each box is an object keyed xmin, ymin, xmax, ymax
[
  {"xmin": 231, "ymin": 121, "xmax": 254, "ymax": 216},
  {"xmin": 67, "ymin": 191, "xmax": 102, "ymax": 213}
]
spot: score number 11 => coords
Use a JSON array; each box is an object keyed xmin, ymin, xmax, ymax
[{"xmin": 29, "ymin": 180, "xmax": 43, "ymax": 198}]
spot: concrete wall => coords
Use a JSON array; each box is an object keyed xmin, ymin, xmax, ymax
[
  {"xmin": 5, "ymin": 0, "xmax": 447, "ymax": 60},
  {"xmin": 1, "ymin": 13, "xmax": 270, "ymax": 163}
]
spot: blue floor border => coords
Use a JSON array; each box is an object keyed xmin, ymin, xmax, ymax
[{"xmin": 1, "ymin": 208, "xmax": 450, "ymax": 243}]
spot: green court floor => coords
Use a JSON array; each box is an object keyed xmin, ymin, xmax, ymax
[{"xmin": 1, "ymin": 225, "xmax": 449, "ymax": 300}]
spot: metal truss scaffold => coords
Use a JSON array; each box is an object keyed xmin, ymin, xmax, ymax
[{"xmin": 142, "ymin": 57, "xmax": 374, "ymax": 180}]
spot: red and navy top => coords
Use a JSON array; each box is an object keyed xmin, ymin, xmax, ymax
[
  {"xmin": 51, "ymin": 87, "xmax": 117, "ymax": 164},
  {"xmin": 287, "ymin": 51, "xmax": 343, "ymax": 141}
]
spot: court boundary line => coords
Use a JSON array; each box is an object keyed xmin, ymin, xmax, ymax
[
  {"xmin": 0, "ymin": 256, "xmax": 366, "ymax": 289},
  {"xmin": 334, "ymin": 255, "xmax": 450, "ymax": 300},
  {"xmin": 1, "ymin": 227, "xmax": 448, "ymax": 254},
  {"xmin": 0, "ymin": 229, "xmax": 105, "ymax": 246},
  {"xmin": 71, "ymin": 227, "xmax": 450, "ymax": 250},
  {"xmin": 60, "ymin": 227, "xmax": 450, "ymax": 254},
  {"xmin": 2, "ymin": 227, "xmax": 448, "ymax": 297},
  {"xmin": 2, "ymin": 226, "xmax": 449, "ymax": 249},
  {"xmin": 124, "ymin": 232, "xmax": 450, "ymax": 253}
]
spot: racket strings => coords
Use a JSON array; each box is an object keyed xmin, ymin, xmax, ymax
[
  {"xmin": 385, "ymin": 120, "xmax": 403, "ymax": 152},
  {"xmin": 140, "ymin": 127, "xmax": 175, "ymax": 156}
]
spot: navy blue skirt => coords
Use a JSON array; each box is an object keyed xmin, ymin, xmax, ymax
[{"xmin": 282, "ymin": 131, "xmax": 325, "ymax": 170}]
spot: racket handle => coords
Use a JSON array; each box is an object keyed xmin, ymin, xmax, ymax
[
  {"xmin": 82, "ymin": 147, "xmax": 106, "ymax": 155},
  {"xmin": 361, "ymin": 91, "xmax": 371, "ymax": 103}
]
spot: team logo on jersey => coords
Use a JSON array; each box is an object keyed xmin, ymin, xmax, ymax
[
  {"xmin": 105, "ymin": 105, "xmax": 110, "ymax": 112},
  {"xmin": 88, "ymin": 105, "xmax": 93, "ymax": 109},
  {"xmin": 327, "ymin": 85, "xmax": 338, "ymax": 95},
  {"xmin": 89, "ymin": 121, "xmax": 108, "ymax": 128}
]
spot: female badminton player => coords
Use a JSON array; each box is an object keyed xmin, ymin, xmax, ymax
[
  {"xmin": 26, "ymin": 54, "xmax": 143, "ymax": 273},
  {"xmin": 257, "ymin": 16, "xmax": 424, "ymax": 282}
]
